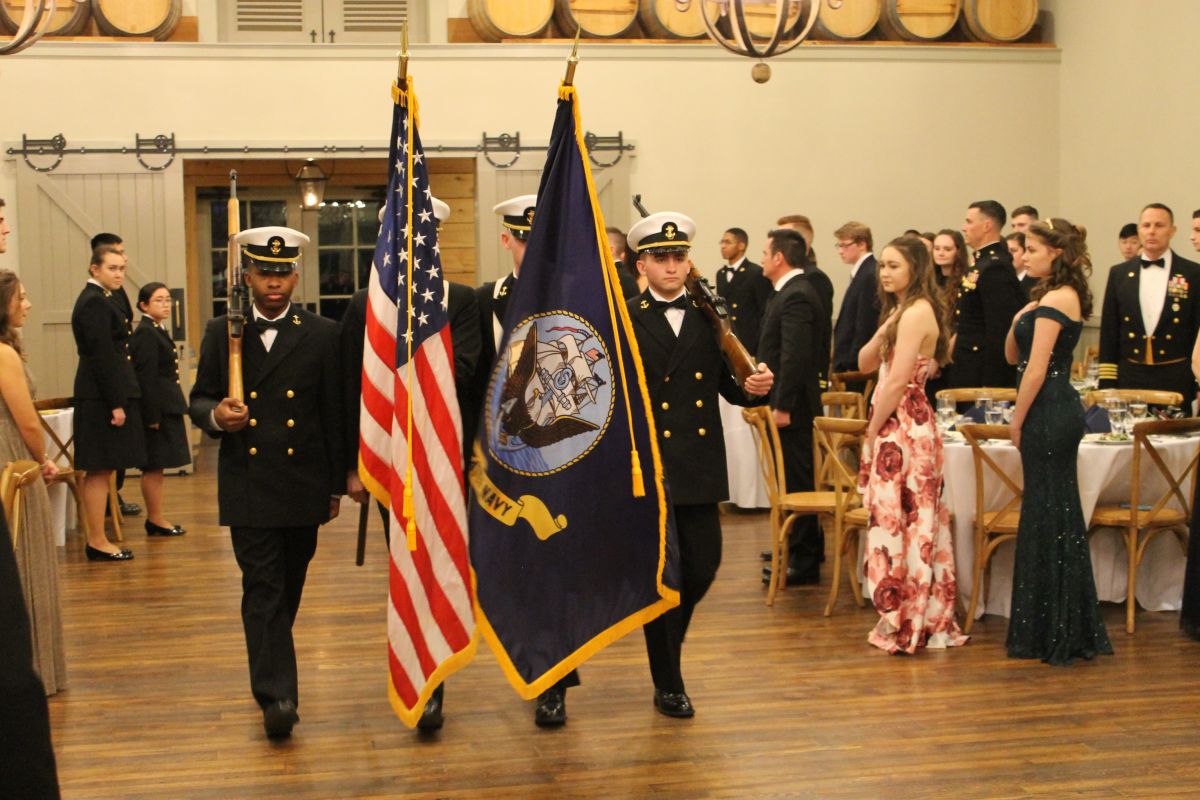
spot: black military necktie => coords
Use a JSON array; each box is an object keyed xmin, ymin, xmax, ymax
[
  {"xmin": 1141, "ymin": 258, "xmax": 1165, "ymax": 269},
  {"xmin": 653, "ymin": 296, "xmax": 687, "ymax": 312}
]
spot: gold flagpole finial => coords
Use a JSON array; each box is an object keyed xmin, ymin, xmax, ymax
[
  {"xmin": 397, "ymin": 19, "xmax": 410, "ymax": 84},
  {"xmin": 563, "ymin": 27, "xmax": 581, "ymax": 86}
]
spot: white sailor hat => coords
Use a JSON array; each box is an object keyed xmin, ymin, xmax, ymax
[
  {"xmin": 628, "ymin": 212, "xmax": 695, "ymax": 254},
  {"xmin": 493, "ymin": 194, "xmax": 537, "ymax": 240},
  {"xmin": 234, "ymin": 226, "xmax": 310, "ymax": 272},
  {"xmin": 378, "ymin": 196, "xmax": 452, "ymax": 226}
]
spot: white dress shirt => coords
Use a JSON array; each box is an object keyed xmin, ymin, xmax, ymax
[
  {"xmin": 773, "ymin": 268, "xmax": 804, "ymax": 292},
  {"xmin": 1139, "ymin": 250, "xmax": 1172, "ymax": 335},
  {"xmin": 648, "ymin": 288, "xmax": 686, "ymax": 336},
  {"xmin": 253, "ymin": 303, "xmax": 292, "ymax": 352},
  {"xmin": 851, "ymin": 252, "xmax": 872, "ymax": 280},
  {"xmin": 720, "ymin": 256, "xmax": 746, "ymax": 282}
]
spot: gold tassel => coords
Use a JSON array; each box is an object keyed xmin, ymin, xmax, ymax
[
  {"xmin": 630, "ymin": 448, "xmax": 645, "ymax": 498},
  {"xmin": 403, "ymin": 481, "xmax": 416, "ymax": 551}
]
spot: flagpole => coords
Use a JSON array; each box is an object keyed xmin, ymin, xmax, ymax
[{"xmin": 563, "ymin": 27, "xmax": 580, "ymax": 86}]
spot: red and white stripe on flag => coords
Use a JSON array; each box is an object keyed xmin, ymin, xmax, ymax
[{"xmin": 359, "ymin": 79, "xmax": 476, "ymax": 727}]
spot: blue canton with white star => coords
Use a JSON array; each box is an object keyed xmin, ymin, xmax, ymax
[{"xmin": 374, "ymin": 99, "xmax": 447, "ymax": 367}]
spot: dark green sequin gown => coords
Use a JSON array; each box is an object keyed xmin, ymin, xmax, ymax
[{"xmin": 1007, "ymin": 305, "xmax": 1113, "ymax": 665}]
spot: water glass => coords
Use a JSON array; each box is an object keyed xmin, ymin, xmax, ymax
[
  {"xmin": 974, "ymin": 395, "xmax": 994, "ymax": 413},
  {"xmin": 1086, "ymin": 363, "xmax": 1100, "ymax": 388},
  {"xmin": 984, "ymin": 408, "xmax": 1003, "ymax": 426},
  {"xmin": 1129, "ymin": 401, "xmax": 1149, "ymax": 425},
  {"xmin": 1107, "ymin": 407, "xmax": 1129, "ymax": 436},
  {"xmin": 936, "ymin": 407, "xmax": 956, "ymax": 432}
]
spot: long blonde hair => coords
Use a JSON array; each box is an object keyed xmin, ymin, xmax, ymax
[{"xmin": 877, "ymin": 236, "xmax": 950, "ymax": 364}]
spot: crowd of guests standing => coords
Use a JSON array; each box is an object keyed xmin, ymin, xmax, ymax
[
  {"xmin": 695, "ymin": 200, "xmax": 1200, "ymax": 665},
  {"xmin": 0, "ymin": 199, "xmax": 192, "ymax": 725}
]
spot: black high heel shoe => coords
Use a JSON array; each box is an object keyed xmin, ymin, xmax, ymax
[
  {"xmin": 145, "ymin": 520, "xmax": 186, "ymax": 536},
  {"xmin": 85, "ymin": 544, "xmax": 133, "ymax": 562}
]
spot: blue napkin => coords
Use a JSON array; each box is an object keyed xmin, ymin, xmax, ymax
[
  {"xmin": 1084, "ymin": 404, "xmax": 1111, "ymax": 433},
  {"xmin": 960, "ymin": 406, "xmax": 987, "ymax": 424}
]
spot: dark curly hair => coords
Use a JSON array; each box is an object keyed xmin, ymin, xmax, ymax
[
  {"xmin": 0, "ymin": 269, "xmax": 25, "ymax": 357},
  {"xmin": 1027, "ymin": 218, "xmax": 1094, "ymax": 320}
]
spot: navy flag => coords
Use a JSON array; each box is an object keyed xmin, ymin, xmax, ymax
[{"xmin": 469, "ymin": 82, "xmax": 680, "ymax": 699}]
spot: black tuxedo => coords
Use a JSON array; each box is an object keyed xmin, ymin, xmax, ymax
[
  {"xmin": 130, "ymin": 317, "xmax": 186, "ymax": 426},
  {"xmin": 615, "ymin": 262, "xmax": 640, "ymax": 300},
  {"xmin": 833, "ymin": 255, "xmax": 880, "ymax": 373},
  {"xmin": 1098, "ymin": 251, "xmax": 1200, "ymax": 403},
  {"xmin": 801, "ymin": 265, "xmax": 835, "ymax": 327},
  {"xmin": 715, "ymin": 259, "xmax": 773, "ymax": 358},
  {"xmin": 756, "ymin": 273, "xmax": 830, "ymax": 575},
  {"xmin": 189, "ymin": 305, "xmax": 344, "ymax": 712},
  {"xmin": 628, "ymin": 290, "xmax": 759, "ymax": 694},
  {"xmin": 949, "ymin": 241, "xmax": 1023, "ymax": 389},
  {"xmin": 341, "ymin": 284, "xmax": 481, "ymax": 473}
]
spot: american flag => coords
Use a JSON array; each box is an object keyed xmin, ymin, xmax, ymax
[{"xmin": 359, "ymin": 80, "xmax": 475, "ymax": 727}]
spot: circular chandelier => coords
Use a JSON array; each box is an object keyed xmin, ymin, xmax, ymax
[
  {"xmin": 1, "ymin": 0, "xmax": 82, "ymax": 56},
  {"xmin": 677, "ymin": 0, "xmax": 842, "ymax": 81}
]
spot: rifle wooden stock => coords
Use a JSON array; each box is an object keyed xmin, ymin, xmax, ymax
[
  {"xmin": 226, "ymin": 171, "xmax": 245, "ymax": 402},
  {"xmin": 684, "ymin": 268, "xmax": 758, "ymax": 388}
]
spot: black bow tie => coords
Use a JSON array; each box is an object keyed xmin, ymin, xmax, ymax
[
  {"xmin": 1141, "ymin": 258, "xmax": 1165, "ymax": 269},
  {"xmin": 653, "ymin": 296, "xmax": 688, "ymax": 312},
  {"xmin": 254, "ymin": 318, "xmax": 284, "ymax": 334}
]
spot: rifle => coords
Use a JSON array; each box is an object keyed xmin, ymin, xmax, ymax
[
  {"xmin": 684, "ymin": 266, "xmax": 759, "ymax": 389},
  {"xmin": 226, "ymin": 170, "xmax": 247, "ymax": 402}
]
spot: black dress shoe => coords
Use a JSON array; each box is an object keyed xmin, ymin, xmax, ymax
[
  {"xmin": 416, "ymin": 684, "xmax": 445, "ymax": 731},
  {"xmin": 263, "ymin": 699, "xmax": 299, "ymax": 738},
  {"xmin": 534, "ymin": 686, "xmax": 566, "ymax": 727},
  {"xmin": 653, "ymin": 690, "xmax": 695, "ymax": 718},
  {"xmin": 119, "ymin": 500, "xmax": 142, "ymax": 516},
  {"xmin": 145, "ymin": 520, "xmax": 186, "ymax": 536},
  {"xmin": 761, "ymin": 566, "xmax": 819, "ymax": 585},
  {"xmin": 760, "ymin": 550, "xmax": 773, "ymax": 562},
  {"xmin": 85, "ymin": 544, "xmax": 134, "ymax": 562}
]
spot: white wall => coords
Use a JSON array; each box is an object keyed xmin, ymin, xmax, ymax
[
  {"xmin": 0, "ymin": 40, "xmax": 1060, "ymax": 302},
  {"xmin": 1052, "ymin": 0, "xmax": 1200, "ymax": 276}
]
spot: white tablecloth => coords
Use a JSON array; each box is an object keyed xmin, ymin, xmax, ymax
[
  {"xmin": 719, "ymin": 398, "xmax": 769, "ymax": 509},
  {"xmin": 41, "ymin": 408, "xmax": 74, "ymax": 547},
  {"xmin": 940, "ymin": 436, "xmax": 1194, "ymax": 618}
]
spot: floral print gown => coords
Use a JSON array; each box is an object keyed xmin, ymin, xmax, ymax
[{"xmin": 859, "ymin": 354, "xmax": 968, "ymax": 654}]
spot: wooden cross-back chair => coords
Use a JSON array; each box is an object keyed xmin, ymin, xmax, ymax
[
  {"xmin": 821, "ymin": 391, "xmax": 866, "ymax": 421},
  {"xmin": 33, "ymin": 397, "xmax": 123, "ymax": 541},
  {"xmin": 935, "ymin": 388, "xmax": 1018, "ymax": 406},
  {"xmin": 742, "ymin": 407, "xmax": 842, "ymax": 606},
  {"xmin": 1087, "ymin": 417, "xmax": 1200, "ymax": 633},
  {"xmin": 829, "ymin": 370, "xmax": 877, "ymax": 400},
  {"xmin": 1083, "ymin": 389, "xmax": 1184, "ymax": 410},
  {"xmin": 811, "ymin": 416, "xmax": 869, "ymax": 617},
  {"xmin": 1, "ymin": 460, "xmax": 42, "ymax": 551},
  {"xmin": 958, "ymin": 424, "xmax": 1022, "ymax": 633}
]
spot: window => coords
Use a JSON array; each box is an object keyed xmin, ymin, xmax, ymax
[
  {"xmin": 208, "ymin": 197, "xmax": 288, "ymax": 318},
  {"xmin": 315, "ymin": 198, "xmax": 383, "ymax": 321}
]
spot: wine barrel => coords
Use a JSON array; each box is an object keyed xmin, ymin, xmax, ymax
[
  {"xmin": 554, "ymin": 0, "xmax": 638, "ymax": 39},
  {"xmin": 814, "ymin": 0, "xmax": 881, "ymax": 40},
  {"xmin": 467, "ymin": 0, "xmax": 554, "ymax": 42},
  {"xmin": 878, "ymin": 0, "xmax": 961, "ymax": 42},
  {"xmin": 740, "ymin": 0, "xmax": 810, "ymax": 40},
  {"xmin": 0, "ymin": 0, "xmax": 91, "ymax": 36},
  {"xmin": 90, "ymin": 0, "xmax": 181, "ymax": 40},
  {"xmin": 637, "ymin": 0, "xmax": 705, "ymax": 39},
  {"xmin": 959, "ymin": 0, "xmax": 1037, "ymax": 43}
]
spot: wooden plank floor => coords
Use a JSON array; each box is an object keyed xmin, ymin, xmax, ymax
[{"xmin": 48, "ymin": 445, "xmax": 1200, "ymax": 799}]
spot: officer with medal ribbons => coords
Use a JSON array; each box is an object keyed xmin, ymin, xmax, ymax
[
  {"xmin": 189, "ymin": 226, "xmax": 344, "ymax": 739},
  {"xmin": 951, "ymin": 200, "xmax": 1024, "ymax": 389},
  {"xmin": 1097, "ymin": 203, "xmax": 1200, "ymax": 406},
  {"xmin": 627, "ymin": 211, "xmax": 774, "ymax": 717}
]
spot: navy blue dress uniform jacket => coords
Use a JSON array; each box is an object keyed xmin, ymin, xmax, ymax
[
  {"xmin": 832, "ymin": 255, "xmax": 880, "ymax": 373},
  {"xmin": 129, "ymin": 317, "xmax": 187, "ymax": 426},
  {"xmin": 756, "ymin": 274, "xmax": 830, "ymax": 420},
  {"xmin": 628, "ymin": 291, "xmax": 758, "ymax": 506},
  {"xmin": 800, "ymin": 265, "xmax": 835, "ymax": 328},
  {"xmin": 1097, "ymin": 251, "xmax": 1200, "ymax": 395},
  {"xmin": 71, "ymin": 282, "xmax": 140, "ymax": 409},
  {"xmin": 189, "ymin": 308, "xmax": 344, "ymax": 528},
  {"xmin": 340, "ymin": 283, "xmax": 481, "ymax": 471},
  {"xmin": 715, "ymin": 260, "xmax": 773, "ymax": 359},
  {"xmin": 948, "ymin": 241, "xmax": 1023, "ymax": 389}
]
